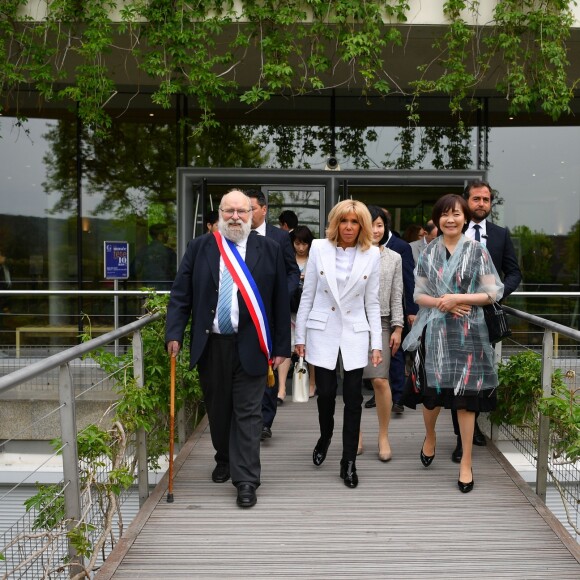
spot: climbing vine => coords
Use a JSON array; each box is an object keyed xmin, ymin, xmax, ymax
[{"xmin": 0, "ymin": 1, "xmax": 577, "ymax": 133}]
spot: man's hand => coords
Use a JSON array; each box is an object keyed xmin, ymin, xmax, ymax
[
  {"xmin": 390, "ymin": 327, "xmax": 402, "ymax": 356},
  {"xmin": 167, "ymin": 340, "xmax": 181, "ymax": 357}
]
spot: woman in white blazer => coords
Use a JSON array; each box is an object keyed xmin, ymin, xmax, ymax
[{"xmin": 295, "ymin": 200, "xmax": 382, "ymax": 488}]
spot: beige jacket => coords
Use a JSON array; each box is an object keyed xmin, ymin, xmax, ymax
[{"xmin": 378, "ymin": 248, "xmax": 404, "ymax": 327}]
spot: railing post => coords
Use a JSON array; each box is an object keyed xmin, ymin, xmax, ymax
[
  {"xmin": 132, "ymin": 330, "xmax": 149, "ymax": 507},
  {"xmin": 58, "ymin": 363, "xmax": 83, "ymax": 577},
  {"xmin": 536, "ymin": 330, "xmax": 553, "ymax": 501}
]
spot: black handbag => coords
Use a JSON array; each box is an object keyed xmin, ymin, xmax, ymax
[
  {"xmin": 401, "ymin": 332, "xmax": 427, "ymax": 410},
  {"xmin": 483, "ymin": 300, "xmax": 511, "ymax": 344}
]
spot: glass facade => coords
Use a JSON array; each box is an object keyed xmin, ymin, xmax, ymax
[{"xmin": 0, "ymin": 94, "xmax": 578, "ymax": 348}]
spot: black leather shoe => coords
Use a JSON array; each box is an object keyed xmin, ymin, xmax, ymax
[
  {"xmin": 364, "ymin": 395, "xmax": 376, "ymax": 409},
  {"xmin": 260, "ymin": 426, "xmax": 272, "ymax": 441},
  {"xmin": 473, "ymin": 421, "xmax": 487, "ymax": 446},
  {"xmin": 211, "ymin": 463, "xmax": 230, "ymax": 483},
  {"xmin": 236, "ymin": 483, "xmax": 257, "ymax": 508},
  {"xmin": 313, "ymin": 437, "xmax": 331, "ymax": 466},
  {"xmin": 451, "ymin": 436, "xmax": 463, "ymax": 464},
  {"xmin": 458, "ymin": 470, "xmax": 474, "ymax": 493},
  {"xmin": 392, "ymin": 402, "xmax": 404, "ymax": 414},
  {"xmin": 339, "ymin": 459, "xmax": 359, "ymax": 488},
  {"xmin": 420, "ymin": 438, "xmax": 435, "ymax": 467}
]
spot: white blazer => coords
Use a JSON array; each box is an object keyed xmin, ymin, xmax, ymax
[{"xmin": 295, "ymin": 239, "xmax": 382, "ymax": 371}]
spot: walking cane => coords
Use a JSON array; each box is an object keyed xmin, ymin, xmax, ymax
[{"xmin": 167, "ymin": 354, "xmax": 176, "ymax": 503}]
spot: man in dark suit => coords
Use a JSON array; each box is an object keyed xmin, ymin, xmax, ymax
[
  {"xmin": 365, "ymin": 209, "xmax": 419, "ymax": 413},
  {"xmin": 166, "ymin": 189, "xmax": 290, "ymax": 508},
  {"xmin": 247, "ymin": 190, "xmax": 300, "ymax": 440},
  {"xmin": 450, "ymin": 180, "xmax": 522, "ymax": 462}
]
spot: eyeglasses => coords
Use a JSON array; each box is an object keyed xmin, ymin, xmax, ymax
[{"xmin": 219, "ymin": 208, "xmax": 251, "ymax": 218}]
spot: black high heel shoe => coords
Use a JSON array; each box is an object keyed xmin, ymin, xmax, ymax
[
  {"xmin": 420, "ymin": 438, "xmax": 435, "ymax": 467},
  {"xmin": 458, "ymin": 469, "xmax": 474, "ymax": 493},
  {"xmin": 313, "ymin": 437, "xmax": 331, "ymax": 466},
  {"xmin": 339, "ymin": 459, "xmax": 358, "ymax": 488}
]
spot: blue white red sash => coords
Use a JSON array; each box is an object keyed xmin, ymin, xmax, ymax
[{"xmin": 213, "ymin": 231, "xmax": 274, "ymax": 382}]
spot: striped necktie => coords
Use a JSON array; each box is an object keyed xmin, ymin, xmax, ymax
[{"xmin": 217, "ymin": 267, "xmax": 235, "ymax": 334}]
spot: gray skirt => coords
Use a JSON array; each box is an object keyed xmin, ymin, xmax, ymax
[{"xmin": 362, "ymin": 316, "xmax": 392, "ymax": 380}]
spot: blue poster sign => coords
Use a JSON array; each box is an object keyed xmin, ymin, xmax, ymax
[{"xmin": 104, "ymin": 241, "xmax": 129, "ymax": 280}]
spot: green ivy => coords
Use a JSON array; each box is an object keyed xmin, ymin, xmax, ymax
[{"xmin": 2, "ymin": 1, "xmax": 576, "ymax": 134}]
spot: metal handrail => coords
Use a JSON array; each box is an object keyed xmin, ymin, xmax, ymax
[
  {"xmin": 0, "ymin": 313, "xmax": 162, "ymax": 395},
  {"xmin": 502, "ymin": 305, "xmax": 580, "ymax": 341}
]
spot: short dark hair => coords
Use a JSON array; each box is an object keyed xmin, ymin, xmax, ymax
[
  {"xmin": 206, "ymin": 210, "xmax": 219, "ymax": 225},
  {"xmin": 424, "ymin": 220, "xmax": 437, "ymax": 234},
  {"xmin": 367, "ymin": 205, "xmax": 390, "ymax": 246},
  {"xmin": 290, "ymin": 225, "xmax": 314, "ymax": 249},
  {"xmin": 246, "ymin": 188, "xmax": 267, "ymax": 207},
  {"xmin": 463, "ymin": 180, "xmax": 495, "ymax": 202},
  {"xmin": 432, "ymin": 194, "xmax": 470, "ymax": 232},
  {"xmin": 279, "ymin": 210, "xmax": 298, "ymax": 230}
]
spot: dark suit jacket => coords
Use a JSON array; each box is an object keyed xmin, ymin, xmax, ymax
[
  {"xmin": 385, "ymin": 235, "xmax": 419, "ymax": 316},
  {"xmin": 265, "ymin": 223, "xmax": 300, "ymax": 297},
  {"xmin": 165, "ymin": 231, "xmax": 291, "ymax": 376},
  {"xmin": 483, "ymin": 221, "xmax": 522, "ymax": 298}
]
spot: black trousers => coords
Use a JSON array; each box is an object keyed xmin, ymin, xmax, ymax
[
  {"xmin": 388, "ymin": 346, "xmax": 405, "ymax": 404},
  {"xmin": 314, "ymin": 360, "xmax": 364, "ymax": 463},
  {"xmin": 197, "ymin": 334, "xmax": 265, "ymax": 487},
  {"xmin": 261, "ymin": 370, "xmax": 279, "ymax": 429}
]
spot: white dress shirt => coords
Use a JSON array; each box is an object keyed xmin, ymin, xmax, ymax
[{"xmin": 466, "ymin": 220, "xmax": 488, "ymax": 246}]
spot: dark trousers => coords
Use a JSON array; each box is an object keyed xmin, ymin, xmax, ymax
[
  {"xmin": 197, "ymin": 334, "xmax": 265, "ymax": 487},
  {"xmin": 315, "ymin": 362, "xmax": 364, "ymax": 463},
  {"xmin": 388, "ymin": 346, "xmax": 405, "ymax": 403},
  {"xmin": 261, "ymin": 370, "xmax": 279, "ymax": 429}
]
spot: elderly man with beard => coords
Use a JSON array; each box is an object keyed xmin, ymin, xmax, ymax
[{"xmin": 166, "ymin": 189, "xmax": 290, "ymax": 508}]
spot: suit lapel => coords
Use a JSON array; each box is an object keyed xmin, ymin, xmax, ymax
[
  {"xmin": 205, "ymin": 235, "xmax": 221, "ymax": 288},
  {"xmin": 319, "ymin": 241, "xmax": 340, "ymax": 305},
  {"xmin": 341, "ymin": 247, "xmax": 370, "ymax": 297},
  {"xmin": 245, "ymin": 231, "xmax": 261, "ymax": 273}
]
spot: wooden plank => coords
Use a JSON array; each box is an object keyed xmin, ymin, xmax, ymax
[{"xmin": 96, "ymin": 399, "xmax": 580, "ymax": 579}]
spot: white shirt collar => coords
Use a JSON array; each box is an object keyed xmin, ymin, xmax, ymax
[
  {"xmin": 254, "ymin": 221, "xmax": 267, "ymax": 236},
  {"xmin": 467, "ymin": 220, "xmax": 487, "ymax": 242}
]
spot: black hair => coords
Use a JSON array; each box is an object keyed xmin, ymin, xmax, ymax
[
  {"xmin": 206, "ymin": 210, "xmax": 219, "ymax": 225},
  {"xmin": 431, "ymin": 194, "xmax": 470, "ymax": 232},
  {"xmin": 367, "ymin": 205, "xmax": 390, "ymax": 246},
  {"xmin": 290, "ymin": 225, "xmax": 314, "ymax": 249},
  {"xmin": 279, "ymin": 209, "xmax": 298, "ymax": 230},
  {"xmin": 246, "ymin": 188, "xmax": 267, "ymax": 206}
]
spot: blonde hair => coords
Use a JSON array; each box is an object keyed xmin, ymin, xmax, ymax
[{"xmin": 326, "ymin": 200, "xmax": 373, "ymax": 251}]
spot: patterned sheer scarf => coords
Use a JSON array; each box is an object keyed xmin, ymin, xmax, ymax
[{"xmin": 402, "ymin": 235, "xmax": 504, "ymax": 393}]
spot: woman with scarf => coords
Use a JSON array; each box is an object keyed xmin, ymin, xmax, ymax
[{"xmin": 402, "ymin": 194, "xmax": 503, "ymax": 493}]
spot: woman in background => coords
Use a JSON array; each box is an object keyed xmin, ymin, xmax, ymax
[
  {"xmin": 359, "ymin": 206, "xmax": 404, "ymax": 462},
  {"xmin": 277, "ymin": 225, "xmax": 315, "ymax": 403},
  {"xmin": 295, "ymin": 200, "xmax": 382, "ymax": 488}
]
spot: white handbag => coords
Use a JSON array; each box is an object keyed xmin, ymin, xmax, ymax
[{"xmin": 292, "ymin": 356, "xmax": 309, "ymax": 403}]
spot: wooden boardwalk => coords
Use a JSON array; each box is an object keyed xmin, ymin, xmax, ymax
[{"xmin": 98, "ymin": 399, "xmax": 580, "ymax": 579}]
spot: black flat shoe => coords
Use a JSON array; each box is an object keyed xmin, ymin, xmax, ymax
[
  {"xmin": 451, "ymin": 435, "xmax": 463, "ymax": 464},
  {"xmin": 458, "ymin": 470, "xmax": 474, "ymax": 493},
  {"xmin": 236, "ymin": 483, "xmax": 257, "ymax": 508},
  {"xmin": 339, "ymin": 459, "xmax": 358, "ymax": 488},
  {"xmin": 364, "ymin": 395, "xmax": 376, "ymax": 408},
  {"xmin": 420, "ymin": 438, "xmax": 435, "ymax": 467},
  {"xmin": 313, "ymin": 437, "xmax": 331, "ymax": 466}
]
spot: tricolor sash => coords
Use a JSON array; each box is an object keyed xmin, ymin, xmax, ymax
[{"xmin": 213, "ymin": 231, "xmax": 275, "ymax": 386}]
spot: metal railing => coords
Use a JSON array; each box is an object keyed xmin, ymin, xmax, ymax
[
  {"xmin": 493, "ymin": 305, "xmax": 580, "ymax": 541},
  {"xmin": 0, "ymin": 313, "xmax": 163, "ymax": 579}
]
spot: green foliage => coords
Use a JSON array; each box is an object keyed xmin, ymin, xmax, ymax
[
  {"xmin": 491, "ymin": 350, "xmax": 580, "ymax": 463},
  {"xmin": 2, "ymin": 1, "xmax": 576, "ymax": 133},
  {"xmin": 23, "ymin": 484, "xmax": 66, "ymax": 531},
  {"xmin": 491, "ymin": 351, "xmax": 544, "ymax": 427}
]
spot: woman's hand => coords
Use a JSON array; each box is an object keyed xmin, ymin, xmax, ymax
[
  {"xmin": 371, "ymin": 349, "xmax": 382, "ymax": 367},
  {"xmin": 437, "ymin": 294, "xmax": 471, "ymax": 316},
  {"xmin": 295, "ymin": 344, "xmax": 305, "ymax": 358},
  {"xmin": 390, "ymin": 327, "xmax": 402, "ymax": 356}
]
